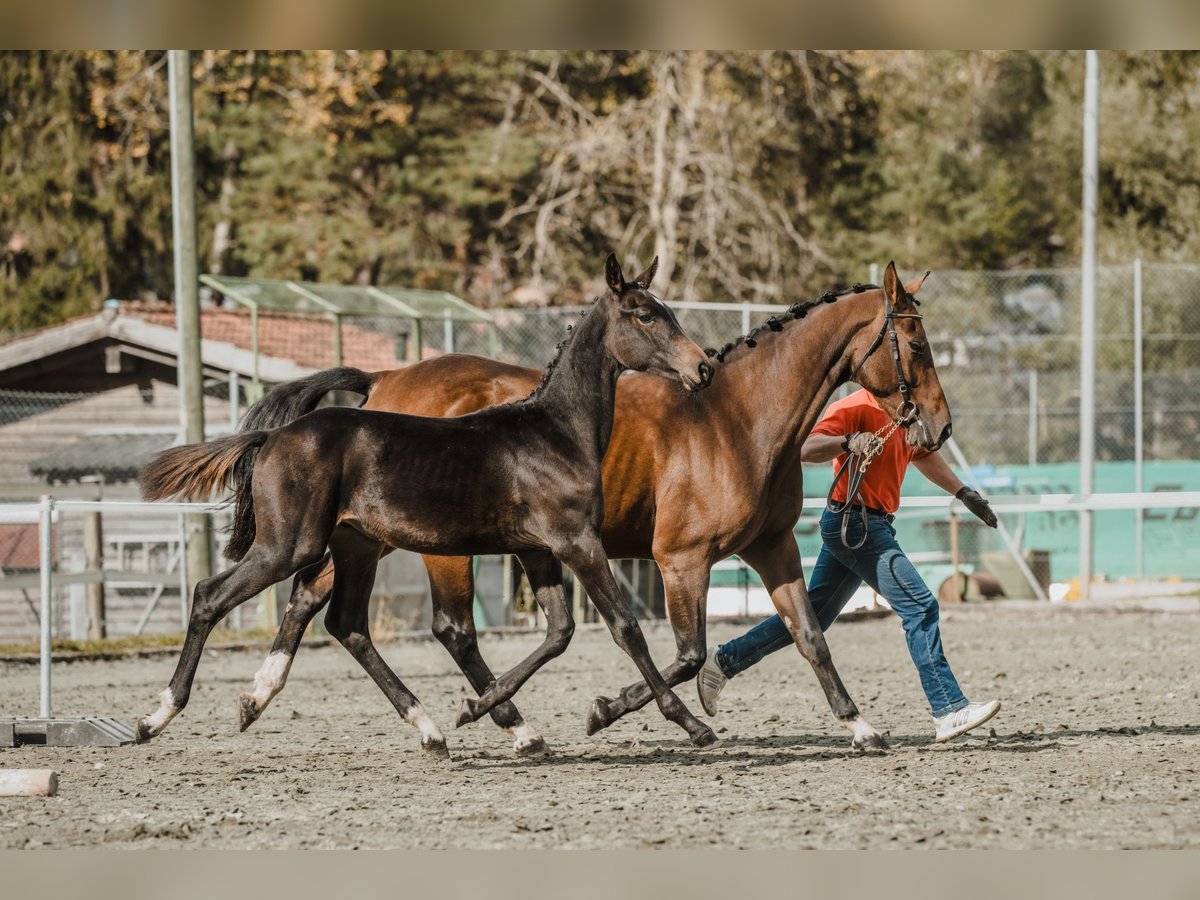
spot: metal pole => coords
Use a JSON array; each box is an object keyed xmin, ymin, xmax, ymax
[
  {"xmin": 741, "ymin": 302, "xmax": 751, "ymax": 337},
  {"xmin": 229, "ymin": 371, "xmax": 240, "ymax": 431},
  {"xmin": 443, "ymin": 309, "xmax": 454, "ymax": 353},
  {"xmin": 169, "ymin": 50, "xmax": 213, "ymax": 589},
  {"xmin": 1079, "ymin": 50, "xmax": 1100, "ymax": 601},
  {"xmin": 949, "ymin": 509, "xmax": 962, "ymax": 602},
  {"xmin": 38, "ymin": 495, "xmax": 53, "ymax": 718},
  {"xmin": 1133, "ymin": 258, "xmax": 1144, "ymax": 584},
  {"xmin": 169, "ymin": 50, "xmax": 204, "ymax": 448},
  {"xmin": 411, "ymin": 317, "xmax": 423, "ymax": 362},
  {"xmin": 251, "ymin": 305, "xmax": 261, "ymax": 397},
  {"xmin": 178, "ymin": 512, "xmax": 190, "ymax": 628},
  {"xmin": 1027, "ymin": 369, "xmax": 1038, "ymax": 467},
  {"xmin": 332, "ymin": 314, "xmax": 344, "ymax": 367},
  {"xmin": 869, "ymin": 262, "xmax": 879, "ymax": 286},
  {"xmin": 501, "ymin": 554, "xmax": 513, "ymax": 625}
]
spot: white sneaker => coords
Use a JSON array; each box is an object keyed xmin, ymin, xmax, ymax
[
  {"xmin": 696, "ymin": 647, "xmax": 727, "ymax": 716},
  {"xmin": 933, "ymin": 699, "xmax": 1001, "ymax": 742}
]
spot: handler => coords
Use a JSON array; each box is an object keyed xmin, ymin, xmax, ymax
[{"xmin": 697, "ymin": 387, "xmax": 1002, "ymax": 742}]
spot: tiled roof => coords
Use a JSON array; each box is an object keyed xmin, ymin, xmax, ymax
[{"xmin": 121, "ymin": 301, "xmax": 405, "ymax": 373}]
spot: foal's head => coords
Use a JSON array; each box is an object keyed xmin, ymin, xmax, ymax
[
  {"xmin": 850, "ymin": 261, "xmax": 953, "ymax": 451},
  {"xmin": 600, "ymin": 253, "xmax": 713, "ymax": 392}
]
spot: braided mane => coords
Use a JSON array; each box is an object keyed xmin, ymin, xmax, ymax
[{"xmin": 703, "ymin": 282, "xmax": 879, "ymax": 363}]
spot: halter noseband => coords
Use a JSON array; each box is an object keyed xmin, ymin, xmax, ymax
[{"xmin": 849, "ymin": 287, "xmax": 924, "ymax": 426}]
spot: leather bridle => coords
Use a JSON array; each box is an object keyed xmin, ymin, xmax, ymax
[
  {"xmin": 828, "ymin": 287, "xmax": 925, "ymax": 549},
  {"xmin": 849, "ymin": 287, "xmax": 924, "ymax": 427}
]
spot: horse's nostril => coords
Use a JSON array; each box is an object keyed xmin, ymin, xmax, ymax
[
  {"xmin": 698, "ymin": 362, "xmax": 713, "ymax": 386},
  {"xmin": 939, "ymin": 422, "xmax": 952, "ymax": 445}
]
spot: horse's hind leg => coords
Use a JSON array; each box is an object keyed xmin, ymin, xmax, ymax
[
  {"xmin": 136, "ymin": 543, "xmax": 320, "ymax": 742},
  {"xmin": 454, "ymin": 550, "xmax": 573, "ymax": 732},
  {"xmin": 586, "ymin": 554, "xmax": 711, "ymax": 733},
  {"xmin": 238, "ymin": 554, "xmax": 334, "ymax": 732},
  {"xmin": 324, "ymin": 528, "xmax": 449, "ymax": 759},
  {"xmin": 427, "ymin": 554, "xmax": 547, "ymax": 756}
]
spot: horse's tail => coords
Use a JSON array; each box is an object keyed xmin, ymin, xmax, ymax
[
  {"xmin": 139, "ymin": 431, "xmax": 270, "ymax": 504},
  {"xmin": 224, "ymin": 367, "xmax": 377, "ymax": 561}
]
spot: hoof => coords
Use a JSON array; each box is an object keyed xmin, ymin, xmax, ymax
[
  {"xmin": 851, "ymin": 731, "xmax": 890, "ymax": 753},
  {"xmin": 134, "ymin": 719, "xmax": 155, "ymax": 744},
  {"xmin": 692, "ymin": 725, "xmax": 721, "ymax": 749},
  {"xmin": 586, "ymin": 697, "xmax": 615, "ymax": 736},
  {"xmin": 237, "ymin": 693, "xmax": 261, "ymax": 733},
  {"xmin": 422, "ymin": 736, "xmax": 451, "ymax": 760},
  {"xmin": 455, "ymin": 698, "xmax": 478, "ymax": 729},
  {"xmin": 514, "ymin": 735, "xmax": 549, "ymax": 758}
]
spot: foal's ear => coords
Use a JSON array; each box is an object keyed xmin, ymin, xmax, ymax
[
  {"xmin": 882, "ymin": 261, "xmax": 901, "ymax": 300},
  {"xmin": 605, "ymin": 253, "xmax": 625, "ymax": 294},
  {"xmin": 905, "ymin": 270, "xmax": 931, "ymax": 296},
  {"xmin": 632, "ymin": 256, "xmax": 659, "ymax": 290}
]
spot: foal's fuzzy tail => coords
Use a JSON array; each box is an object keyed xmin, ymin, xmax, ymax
[
  {"xmin": 139, "ymin": 431, "xmax": 270, "ymax": 504},
  {"xmin": 224, "ymin": 367, "xmax": 377, "ymax": 562}
]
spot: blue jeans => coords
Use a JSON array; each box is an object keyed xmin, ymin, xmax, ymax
[{"xmin": 714, "ymin": 508, "xmax": 968, "ymax": 718}]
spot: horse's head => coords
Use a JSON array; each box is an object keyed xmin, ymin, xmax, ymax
[
  {"xmin": 850, "ymin": 261, "xmax": 952, "ymax": 451},
  {"xmin": 599, "ymin": 253, "xmax": 713, "ymax": 392}
]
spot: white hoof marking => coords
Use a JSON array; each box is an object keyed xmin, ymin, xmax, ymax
[
  {"xmin": 406, "ymin": 703, "xmax": 445, "ymax": 745},
  {"xmin": 143, "ymin": 688, "xmax": 180, "ymax": 735},
  {"xmin": 249, "ymin": 651, "xmax": 293, "ymax": 709},
  {"xmin": 510, "ymin": 722, "xmax": 543, "ymax": 748}
]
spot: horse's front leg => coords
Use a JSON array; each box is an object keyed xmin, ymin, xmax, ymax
[
  {"xmin": 557, "ymin": 536, "xmax": 717, "ymax": 749},
  {"xmin": 453, "ymin": 550, "xmax": 573, "ymax": 729},
  {"xmin": 585, "ymin": 552, "xmax": 711, "ymax": 734},
  {"xmin": 738, "ymin": 529, "xmax": 887, "ymax": 751}
]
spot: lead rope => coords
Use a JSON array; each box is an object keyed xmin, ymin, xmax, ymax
[{"xmin": 826, "ymin": 417, "xmax": 905, "ymax": 549}]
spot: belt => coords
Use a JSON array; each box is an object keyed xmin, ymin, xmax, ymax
[{"xmin": 835, "ymin": 504, "xmax": 895, "ymax": 524}]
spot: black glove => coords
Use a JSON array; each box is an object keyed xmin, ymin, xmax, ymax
[{"xmin": 956, "ymin": 486, "xmax": 997, "ymax": 528}]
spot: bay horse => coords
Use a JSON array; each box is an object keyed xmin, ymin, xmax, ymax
[
  {"xmin": 134, "ymin": 254, "xmax": 718, "ymax": 754},
  {"xmin": 232, "ymin": 261, "xmax": 948, "ymax": 755}
]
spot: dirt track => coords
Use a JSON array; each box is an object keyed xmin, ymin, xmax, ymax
[{"xmin": 2, "ymin": 603, "xmax": 1197, "ymax": 849}]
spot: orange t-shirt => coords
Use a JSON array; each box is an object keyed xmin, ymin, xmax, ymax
[{"xmin": 811, "ymin": 389, "xmax": 931, "ymax": 514}]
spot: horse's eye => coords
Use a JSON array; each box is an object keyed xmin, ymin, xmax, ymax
[
  {"xmin": 638, "ymin": 314, "xmax": 655, "ymax": 324},
  {"xmin": 909, "ymin": 340, "xmax": 925, "ymax": 353}
]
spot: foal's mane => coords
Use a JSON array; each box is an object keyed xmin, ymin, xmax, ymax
[
  {"xmin": 518, "ymin": 299, "xmax": 598, "ymax": 404},
  {"xmin": 704, "ymin": 282, "xmax": 883, "ymax": 364}
]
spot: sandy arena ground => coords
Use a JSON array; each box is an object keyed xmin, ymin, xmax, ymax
[{"xmin": 2, "ymin": 602, "xmax": 1197, "ymax": 849}]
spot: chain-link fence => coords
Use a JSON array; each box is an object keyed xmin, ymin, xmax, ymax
[{"xmin": 388, "ymin": 262, "xmax": 1197, "ymax": 468}]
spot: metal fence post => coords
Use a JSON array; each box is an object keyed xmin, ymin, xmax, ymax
[
  {"xmin": 178, "ymin": 512, "xmax": 190, "ymax": 628},
  {"xmin": 1027, "ymin": 369, "xmax": 1038, "ymax": 467},
  {"xmin": 229, "ymin": 371, "xmax": 240, "ymax": 431},
  {"xmin": 1133, "ymin": 258, "xmax": 1144, "ymax": 584},
  {"xmin": 444, "ymin": 308, "xmax": 454, "ymax": 353},
  {"xmin": 38, "ymin": 494, "xmax": 54, "ymax": 718}
]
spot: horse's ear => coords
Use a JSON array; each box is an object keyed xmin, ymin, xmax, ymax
[
  {"xmin": 605, "ymin": 253, "xmax": 624, "ymax": 294},
  {"xmin": 632, "ymin": 256, "xmax": 658, "ymax": 290},
  {"xmin": 883, "ymin": 261, "xmax": 901, "ymax": 300},
  {"xmin": 905, "ymin": 270, "xmax": 931, "ymax": 296}
]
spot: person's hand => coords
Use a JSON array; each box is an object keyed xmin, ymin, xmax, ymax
[
  {"xmin": 845, "ymin": 432, "xmax": 883, "ymax": 456},
  {"xmin": 956, "ymin": 486, "xmax": 998, "ymax": 528}
]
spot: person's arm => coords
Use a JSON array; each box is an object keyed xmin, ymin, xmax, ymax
[
  {"xmin": 801, "ymin": 433, "xmax": 849, "ymax": 463},
  {"xmin": 911, "ymin": 450, "xmax": 965, "ymax": 495},
  {"xmin": 912, "ymin": 451, "xmax": 998, "ymax": 528}
]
